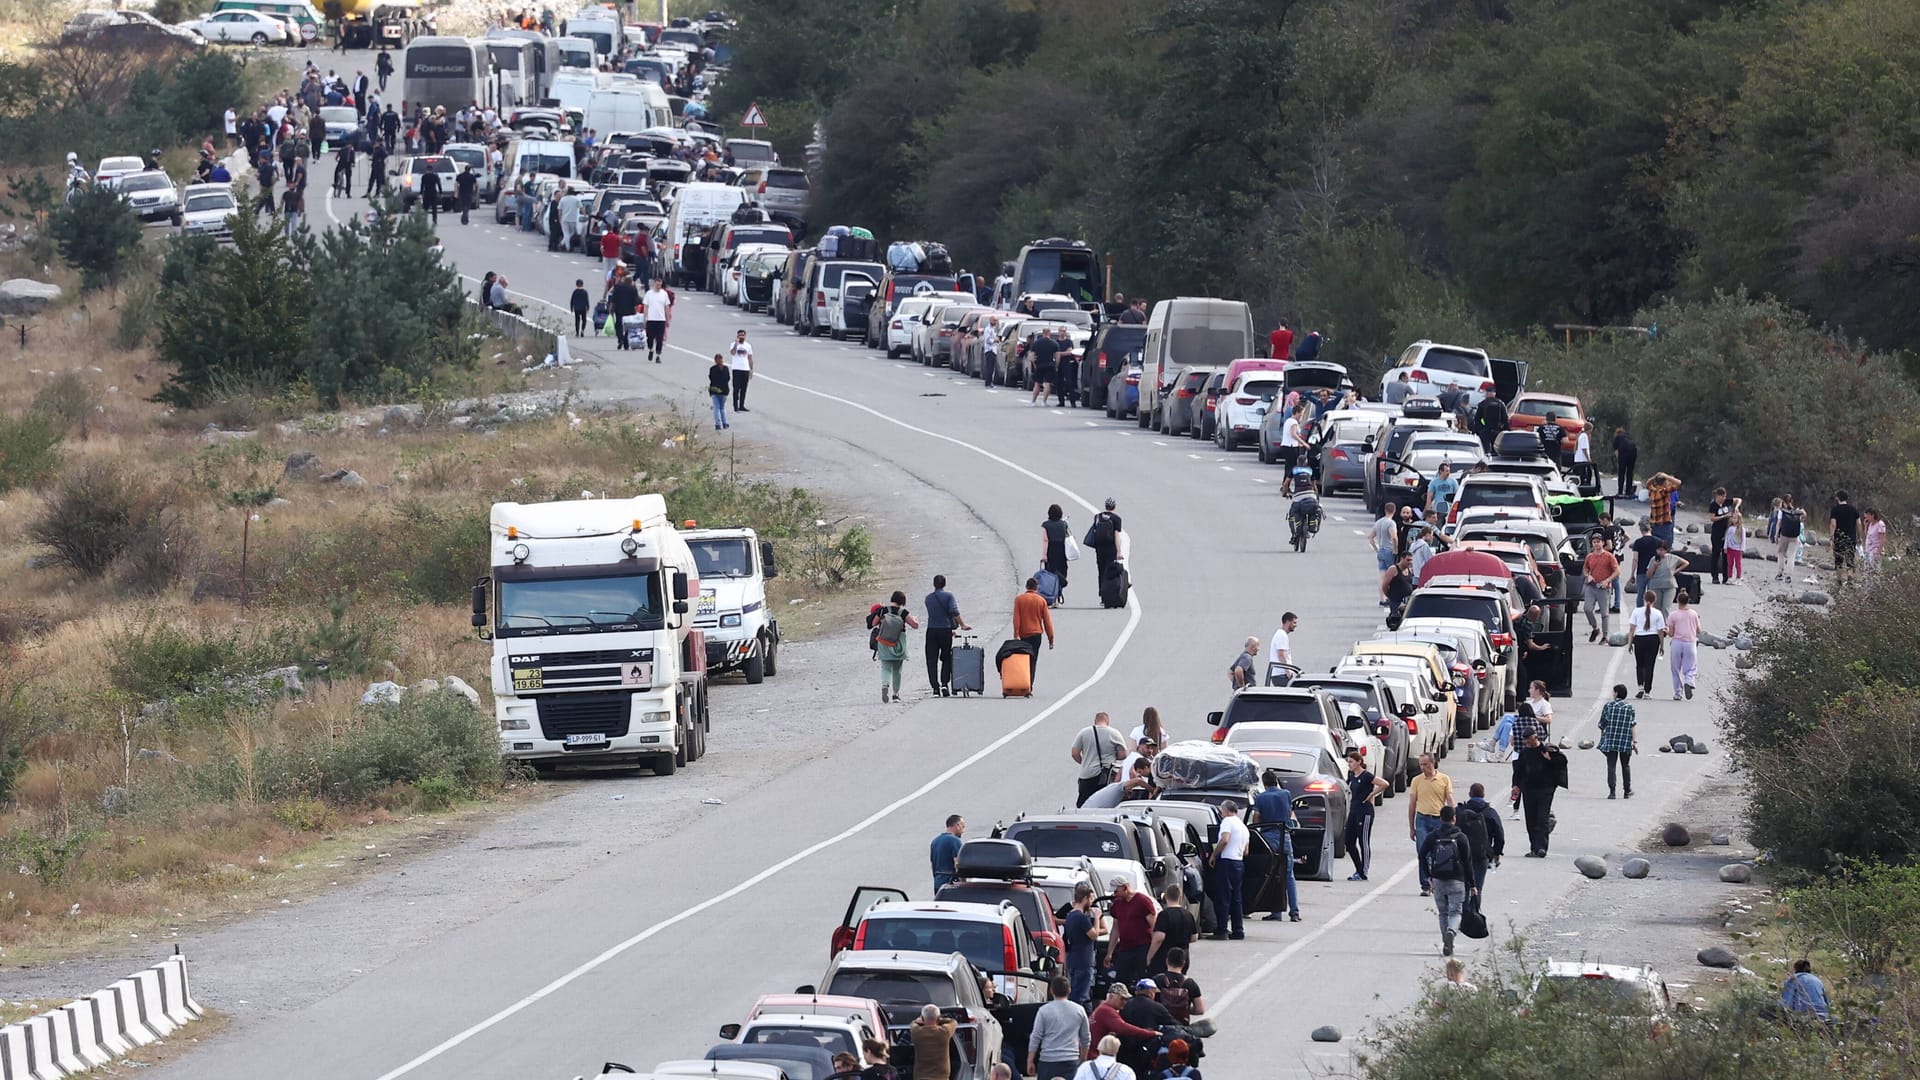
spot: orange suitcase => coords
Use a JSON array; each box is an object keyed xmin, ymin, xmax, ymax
[{"xmin": 999, "ymin": 653, "xmax": 1032, "ymax": 697}]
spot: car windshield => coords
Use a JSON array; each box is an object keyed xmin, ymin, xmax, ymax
[
  {"xmin": 689, "ymin": 537, "xmax": 752, "ymax": 577},
  {"xmin": 1409, "ymin": 435, "xmax": 1480, "ymax": 453},
  {"xmin": 1402, "ymin": 595, "xmax": 1501, "ymax": 633},
  {"xmin": 1326, "ymin": 418, "xmax": 1382, "ymax": 444},
  {"xmin": 121, "ymin": 175, "xmax": 169, "ymax": 192},
  {"xmin": 1223, "ymin": 697, "xmax": 1324, "ymax": 728},
  {"xmin": 1419, "ymin": 348, "xmax": 1488, "ymax": 377},
  {"xmin": 730, "ymin": 143, "xmax": 775, "ymax": 164},
  {"xmin": 184, "ymin": 194, "xmax": 233, "ymax": 212},
  {"xmin": 496, "ymin": 571, "xmax": 661, "ymax": 635},
  {"xmin": 858, "ymin": 918, "xmax": 1005, "ymax": 972},
  {"xmin": 445, "ymin": 147, "xmax": 483, "ymax": 169},
  {"xmin": 1515, "ymin": 398, "xmax": 1582, "ymax": 421},
  {"xmin": 1003, "ymin": 823, "xmax": 1129, "ymax": 860},
  {"xmin": 766, "ymin": 170, "xmax": 809, "ymax": 190},
  {"xmin": 826, "ymin": 971, "xmax": 959, "ymax": 1007},
  {"xmin": 321, "ymin": 107, "xmax": 356, "ymax": 124},
  {"xmin": 728, "ymin": 227, "xmax": 789, "ymax": 248},
  {"xmin": 1237, "ymin": 748, "xmax": 1316, "ymax": 774},
  {"xmin": 411, "ymin": 158, "xmax": 452, "ymax": 174},
  {"xmin": 743, "ymin": 1027, "xmax": 857, "ymax": 1059}
]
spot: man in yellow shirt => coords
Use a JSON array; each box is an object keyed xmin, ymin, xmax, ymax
[{"xmin": 1407, "ymin": 754, "xmax": 1455, "ymax": 898}]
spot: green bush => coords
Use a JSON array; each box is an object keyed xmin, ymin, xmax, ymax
[
  {"xmin": 305, "ymin": 692, "xmax": 501, "ymax": 805},
  {"xmin": 259, "ymin": 598, "xmax": 397, "ymax": 682},
  {"xmin": 106, "ymin": 619, "xmax": 247, "ymax": 702},
  {"xmin": 155, "ymin": 212, "xmax": 310, "ymax": 407},
  {"xmin": 49, "ymin": 184, "xmax": 143, "ymax": 293},
  {"xmin": 0, "ymin": 412, "xmax": 63, "ymax": 493},
  {"xmin": 1789, "ymin": 862, "xmax": 1920, "ymax": 976}
]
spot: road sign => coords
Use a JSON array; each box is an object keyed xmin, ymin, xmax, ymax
[{"xmin": 741, "ymin": 102, "xmax": 766, "ymax": 128}]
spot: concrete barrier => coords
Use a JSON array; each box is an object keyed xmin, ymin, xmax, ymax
[
  {"xmin": 469, "ymin": 297, "xmax": 563, "ymax": 363},
  {"xmin": 0, "ymin": 952, "xmax": 203, "ymax": 1078}
]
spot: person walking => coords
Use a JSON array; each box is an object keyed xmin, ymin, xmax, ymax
[
  {"xmin": 1250, "ymin": 770, "xmax": 1301, "ymax": 920},
  {"xmin": 1724, "ymin": 507, "xmax": 1746, "ymax": 582},
  {"xmin": 923, "ymin": 574, "xmax": 971, "ymax": 696},
  {"xmin": 1509, "ymin": 730, "xmax": 1567, "ymax": 858},
  {"xmin": 1612, "ymin": 427, "xmax": 1637, "ymax": 497},
  {"xmin": 909, "ymin": 1005, "xmax": 956, "ymax": 1080},
  {"xmin": 1707, "ymin": 488, "xmax": 1734, "ymax": 584},
  {"xmin": 1773, "ymin": 494, "xmax": 1805, "ymax": 577},
  {"xmin": 1086, "ymin": 499, "xmax": 1122, "ymax": 579},
  {"xmin": 1206, "ymin": 801, "xmax": 1250, "ymax": 940},
  {"xmin": 1062, "ymin": 883, "xmax": 1102, "ymax": 1007},
  {"xmin": 1644, "ymin": 471, "xmax": 1682, "ymax": 547},
  {"xmin": 872, "ymin": 591, "xmax": 918, "ymax": 703},
  {"xmin": 417, "ymin": 163, "xmax": 442, "ymax": 225},
  {"xmin": 1628, "ymin": 520, "xmax": 1661, "ymax": 602},
  {"xmin": 609, "ymin": 272, "xmax": 641, "ymax": 351},
  {"xmin": 570, "ymin": 279, "xmax": 591, "ymax": 337},
  {"xmin": 1666, "ymin": 591, "xmax": 1701, "ymax": 700},
  {"xmin": 1646, "ymin": 543, "xmax": 1689, "ymax": 616},
  {"xmin": 1408, "ymin": 754, "xmax": 1454, "ymax": 897},
  {"xmin": 728, "ymin": 329, "xmax": 755, "ymax": 411},
  {"xmin": 1597, "ymin": 684, "xmax": 1636, "ymax": 799},
  {"xmin": 1013, "ymin": 576, "xmax": 1055, "ymax": 683},
  {"xmin": 1144, "ymin": 884, "xmax": 1197, "ymax": 974},
  {"xmin": 1582, "ymin": 531, "xmax": 1620, "ymax": 642},
  {"xmin": 1070, "ymin": 713, "xmax": 1127, "ymax": 807},
  {"xmin": 375, "ymin": 49, "xmax": 392, "ymax": 93},
  {"xmin": 707, "ymin": 354, "xmax": 731, "ymax": 431},
  {"xmin": 1343, "ymin": 749, "xmax": 1387, "ymax": 880},
  {"xmin": 1027, "ymin": 976, "xmax": 1090, "ymax": 1080},
  {"xmin": 1027, "ymin": 330, "xmax": 1058, "ymax": 406},
  {"xmin": 1370, "ymin": 503, "xmax": 1399, "ymax": 574},
  {"xmin": 930, "ymin": 814, "xmax": 964, "ymax": 891},
  {"xmin": 1829, "ymin": 490, "xmax": 1861, "ymax": 586},
  {"xmin": 1628, "ymin": 590, "xmax": 1665, "ymax": 699},
  {"xmin": 455, "ymin": 164, "xmax": 478, "ymax": 225},
  {"xmin": 1041, "ymin": 504, "xmax": 1071, "ymax": 604},
  {"xmin": 1417, "ymin": 805, "xmax": 1474, "ymax": 956},
  {"xmin": 642, "ymin": 277, "xmax": 673, "ymax": 363},
  {"xmin": 1103, "ymin": 879, "xmax": 1157, "ymax": 987},
  {"xmin": 1455, "ymin": 782, "xmax": 1504, "ymax": 901}
]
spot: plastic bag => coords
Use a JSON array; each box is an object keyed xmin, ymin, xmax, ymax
[{"xmin": 1151, "ymin": 741, "xmax": 1259, "ymax": 791}]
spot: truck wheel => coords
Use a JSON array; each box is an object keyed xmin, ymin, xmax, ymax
[
  {"xmin": 744, "ymin": 649, "xmax": 766, "ymax": 685},
  {"xmin": 763, "ymin": 636, "xmax": 778, "ymax": 676},
  {"xmin": 687, "ymin": 712, "xmax": 706, "ymax": 762},
  {"xmin": 673, "ymin": 724, "xmax": 688, "ymax": 768},
  {"xmin": 652, "ymin": 751, "xmax": 676, "ymax": 776}
]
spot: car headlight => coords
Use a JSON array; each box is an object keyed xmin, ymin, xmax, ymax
[
  {"xmin": 637, "ymin": 710, "xmax": 671, "ymax": 726},
  {"xmin": 499, "ymin": 715, "xmax": 530, "ymax": 731},
  {"xmin": 720, "ymin": 613, "xmax": 741, "ymax": 627}
]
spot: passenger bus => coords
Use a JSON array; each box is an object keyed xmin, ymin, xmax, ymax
[
  {"xmin": 484, "ymin": 28, "xmax": 556, "ymax": 105},
  {"xmin": 401, "ymin": 36, "xmax": 486, "ymax": 114}
]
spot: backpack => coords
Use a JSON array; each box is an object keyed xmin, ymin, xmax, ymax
[
  {"xmin": 1427, "ymin": 831, "xmax": 1465, "ymax": 880},
  {"xmin": 1154, "ymin": 974, "xmax": 1194, "ymax": 1023},
  {"xmin": 1085, "ymin": 512, "xmax": 1116, "ymax": 549},
  {"xmin": 1456, "ymin": 805, "xmax": 1490, "ymax": 863},
  {"xmin": 874, "ymin": 606, "xmax": 906, "ymax": 648},
  {"xmin": 1780, "ymin": 510, "xmax": 1802, "ymax": 538}
]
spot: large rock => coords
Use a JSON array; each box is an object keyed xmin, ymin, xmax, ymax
[
  {"xmin": 1310, "ymin": 1026, "xmax": 1341, "ymax": 1043},
  {"xmin": 412, "ymin": 678, "xmax": 442, "ymax": 696},
  {"xmin": 260, "ymin": 665, "xmax": 305, "ymax": 698},
  {"xmin": 1734, "ymin": 653, "xmax": 1755, "ymax": 670},
  {"xmin": 1607, "ymin": 631, "xmax": 1630, "ymax": 647},
  {"xmin": 1690, "ymin": 741, "xmax": 1711, "ymax": 754},
  {"xmin": 1661, "ymin": 823, "xmax": 1692, "ymax": 847},
  {"xmin": 1698, "ymin": 631, "xmax": 1728, "ymax": 649},
  {"xmin": 441, "ymin": 675, "xmax": 482, "ymax": 705},
  {"xmin": 1800, "ymin": 591, "xmax": 1830, "ymax": 605},
  {"xmin": 360, "ymin": 680, "xmax": 405, "ymax": 704},
  {"xmin": 322, "ymin": 468, "xmax": 367, "ymax": 487},
  {"xmin": 1698, "ymin": 946, "xmax": 1740, "ymax": 969},
  {"xmin": 1622, "ymin": 857, "xmax": 1651, "ymax": 879},
  {"xmin": 384, "ymin": 404, "xmax": 424, "ymax": 428},
  {"xmin": 0, "ymin": 278, "xmax": 60, "ymax": 315},
  {"xmin": 1719, "ymin": 864, "xmax": 1752, "ymax": 884},
  {"xmin": 284, "ymin": 451, "xmax": 324, "ymax": 480},
  {"xmin": 1710, "ymin": 833, "xmax": 1731, "ymax": 846},
  {"xmin": 1574, "ymin": 855, "xmax": 1608, "ymax": 879}
]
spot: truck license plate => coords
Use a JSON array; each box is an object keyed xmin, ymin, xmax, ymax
[
  {"xmin": 512, "ymin": 668, "xmax": 543, "ymax": 691},
  {"xmin": 564, "ymin": 733, "xmax": 608, "ymax": 747}
]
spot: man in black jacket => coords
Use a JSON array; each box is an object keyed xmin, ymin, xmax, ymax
[
  {"xmin": 1510, "ymin": 733, "xmax": 1569, "ymax": 858},
  {"xmin": 1455, "ymin": 782, "xmax": 1505, "ymax": 902},
  {"xmin": 1418, "ymin": 805, "xmax": 1474, "ymax": 956},
  {"xmin": 454, "ymin": 165, "xmax": 478, "ymax": 225},
  {"xmin": 418, "ymin": 166, "xmax": 443, "ymax": 224}
]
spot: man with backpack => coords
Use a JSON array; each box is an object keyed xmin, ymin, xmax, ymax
[
  {"xmin": 1152, "ymin": 948, "xmax": 1205, "ymax": 1028},
  {"xmin": 1418, "ymin": 805, "xmax": 1475, "ymax": 957},
  {"xmin": 1455, "ymin": 782, "xmax": 1505, "ymax": 903},
  {"xmin": 1086, "ymin": 499, "xmax": 1123, "ymax": 578}
]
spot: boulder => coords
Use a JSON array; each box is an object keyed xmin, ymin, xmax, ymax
[
  {"xmin": 384, "ymin": 404, "xmax": 424, "ymax": 428},
  {"xmin": 284, "ymin": 451, "xmax": 324, "ymax": 480},
  {"xmin": 1710, "ymin": 834, "xmax": 1731, "ymax": 846},
  {"xmin": 1719, "ymin": 864, "xmax": 1753, "ymax": 884},
  {"xmin": 1734, "ymin": 653, "xmax": 1755, "ymax": 670},
  {"xmin": 1622, "ymin": 857, "xmax": 1651, "ymax": 879},
  {"xmin": 1800, "ymin": 591, "xmax": 1830, "ymax": 605},
  {"xmin": 441, "ymin": 675, "xmax": 482, "ymax": 705},
  {"xmin": 322, "ymin": 468, "xmax": 367, "ymax": 487},
  {"xmin": 1661, "ymin": 823, "xmax": 1692, "ymax": 847},
  {"xmin": 0, "ymin": 278, "xmax": 61, "ymax": 315},
  {"xmin": 1574, "ymin": 855, "xmax": 1608, "ymax": 879},
  {"xmin": 1669, "ymin": 734, "xmax": 1696, "ymax": 754},
  {"xmin": 139, "ymin": 700, "xmax": 175, "ymax": 721},
  {"xmin": 1690, "ymin": 741, "xmax": 1711, "ymax": 754},
  {"xmin": 1686, "ymin": 523, "xmax": 1702, "ymax": 534},
  {"xmin": 1608, "ymin": 631, "xmax": 1630, "ymax": 647},
  {"xmin": 1577, "ymin": 738, "xmax": 1596, "ymax": 750},
  {"xmin": 101, "ymin": 785, "xmax": 133, "ymax": 816},
  {"xmin": 360, "ymin": 680, "xmax": 405, "ymax": 705},
  {"xmin": 261, "ymin": 665, "xmax": 305, "ymax": 698},
  {"xmin": 1310, "ymin": 1026, "xmax": 1341, "ymax": 1043},
  {"xmin": 411, "ymin": 678, "xmax": 442, "ymax": 695},
  {"xmin": 1698, "ymin": 946, "xmax": 1740, "ymax": 969}
]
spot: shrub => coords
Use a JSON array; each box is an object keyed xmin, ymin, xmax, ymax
[
  {"xmin": 155, "ymin": 212, "xmax": 310, "ymax": 407},
  {"xmin": 1788, "ymin": 862, "xmax": 1920, "ymax": 976},
  {"xmin": 48, "ymin": 183, "xmax": 143, "ymax": 293},
  {"xmin": 27, "ymin": 460, "xmax": 160, "ymax": 577},
  {"xmin": 0, "ymin": 412, "xmax": 63, "ymax": 493},
  {"xmin": 106, "ymin": 620, "xmax": 247, "ymax": 702},
  {"xmin": 32, "ymin": 373, "xmax": 99, "ymax": 435},
  {"xmin": 312, "ymin": 693, "xmax": 501, "ymax": 805},
  {"xmin": 259, "ymin": 598, "xmax": 397, "ymax": 682},
  {"xmin": 1743, "ymin": 687, "xmax": 1920, "ymax": 871}
]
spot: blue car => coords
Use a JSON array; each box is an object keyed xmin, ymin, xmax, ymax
[{"xmin": 1105, "ymin": 358, "xmax": 1142, "ymax": 419}]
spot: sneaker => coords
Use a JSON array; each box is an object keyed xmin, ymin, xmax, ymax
[
  {"xmin": 1228, "ymin": 932, "xmax": 1245, "ymax": 940},
  {"xmin": 1589, "ymin": 629, "xmax": 1600, "ymax": 642},
  {"xmin": 1347, "ymin": 873, "xmax": 1365, "ymax": 882},
  {"xmin": 1673, "ymin": 694, "xmax": 1684, "ymax": 701},
  {"xmin": 1261, "ymin": 912, "xmax": 1285, "ymax": 921},
  {"xmin": 1289, "ymin": 912, "xmax": 1302, "ymax": 922},
  {"xmin": 880, "ymin": 688, "xmax": 889, "ymax": 703},
  {"xmin": 1420, "ymin": 887, "xmax": 1431, "ymax": 897},
  {"xmin": 1442, "ymin": 931, "xmax": 1455, "ymax": 956},
  {"xmin": 1624, "ymin": 790, "xmax": 1633, "ymax": 799},
  {"xmin": 1685, "ymin": 685, "xmax": 1694, "ymax": 700},
  {"xmin": 1607, "ymin": 792, "xmax": 1616, "ymax": 800}
]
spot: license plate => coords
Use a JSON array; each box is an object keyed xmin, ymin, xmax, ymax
[
  {"xmin": 564, "ymin": 733, "xmax": 608, "ymax": 746},
  {"xmin": 512, "ymin": 668, "xmax": 544, "ymax": 691}
]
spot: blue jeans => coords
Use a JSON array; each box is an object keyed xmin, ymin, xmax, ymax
[
  {"xmin": 1376, "ymin": 545, "xmax": 1393, "ymax": 572},
  {"xmin": 1652, "ymin": 522, "xmax": 1674, "ymax": 547},
  {"xmin": 1414, "ymin": 813, "xmax": 1441, "ymax": 889},
  {"xmin": 1068, "ymin": 960, "xmax": 1093, "ymax": 1009},
  {"xmin": 1611, "ymin": 574, "xmax": 1622, "ymax": 611},
  {"xmin": 1212, "ymin": 857, "xmax": 1245, "ymax": 936},
  {"xmin": 1433, "ymin": 878, "xmax": 1467, "ymax": 943},
  {"xmin": 710, "ymin": 393, "xmax": 727, "ymax": 428}
]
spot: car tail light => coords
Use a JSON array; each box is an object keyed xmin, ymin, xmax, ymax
[
  {"xmin": 892, "ymin": 320, "xmax": 902, "ymax": 329},
  {"xmin": 1331, "ymin": 449, "xmax": 1348, "ymax": 460},
  {"xmin": 1409, "ymin": 369, "xmax": 1429, "ymax": 382},
  {"xmin": 1210, "ymin": 727, "xmax": 1226, "ymax": 744},
  {"xmin": 1235, "ymin": 396, "xmax": 1257, "ymax": 405},
  {"xmin": 1490, "ymin": 631, "xmax": 1514, "ymax": 648},
  {"xmin": 814, "ymin": 290, "xmax": 825, "ymax": 305},
  {"xmin": 757, "ymin": 182, "xmax": 766, "ymax": 193},
  {"xmin": 1125, "ymin": 374, "xmax": 1139, "ymax": 385},
  {"xmin": 939, "ymin": 329, "xmax": 952, "ymax": 337},
  {"xmin": 1305, "ymin": 778, "xmax": 1340, "ymax": 792},
  {"xmin": 1003, "ymin": 927, "xmax": 1019, "ymax": 973},
  {"xmin": 1404, "ymin": 715, "xmax": 1421, "ymax": 734},
  {"xmin": 836, "ymin": 925, "xmax": 859, "ymax": 954},
  {"xmin": 1177, "ymin": 388, "xmax": 1196, "ymax": 397},
  {"xmin": 1098, "ymin": 350, "xmax": 1109, "ymax": 371}
]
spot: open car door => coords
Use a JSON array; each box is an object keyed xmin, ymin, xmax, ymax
[
  {"xmin": 1530, "ymin": 597, "xmax": 1578, "ymax": 698},
  {"xmin": 831, "ymin": 885, "xmax": 909, "ymax": 955},
  {"xmin": 1489, "ymin": 357, "xmax": 1529, "ymax": 404}
]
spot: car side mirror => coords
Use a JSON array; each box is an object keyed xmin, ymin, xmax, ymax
[
  {"xmin": 1425, "ymin": 704, "xmax": 1440, "ymax": 714},
  {"xmin": 718, "ymin": 1023, "xmax": 741, "ymax": 1040},
  {"xmin": 1205, "ymin": 711, "xmax": 1223, "ymax": 727},
  {"xmin": 794, "ymin": 985, "xmax": 816, "ymax": 995},
  {"xmin": 760, "ymin": 540, "xmax": 778, "ymax": 579},
  {"xmin": 1345, "ymin": 715, "xmax": 1365, "ymax": 731},
  {"xmin": 1177, "ymin": 842, "xmax": 1197, "ymax": 857},
  {"xmin": 1397, "ymin": 703, "xmax": 1417, "ymax": 719}
]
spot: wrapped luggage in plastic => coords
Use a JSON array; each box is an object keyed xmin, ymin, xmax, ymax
[{"xmin": 1151, "ymin": 740, "xmax": 1259, "ymax": 791}]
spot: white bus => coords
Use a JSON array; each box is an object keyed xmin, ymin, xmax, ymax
[
  {"xmin": 485, "ymin": 28, "xmax": 557, "ymax": 105},
  {"xmin": 401, "ymin": 36, "xmax": 487, "ymax": 114},
  {"xmin": 484, "ymin": 37, "xmax": 538, "ymax": 108}
]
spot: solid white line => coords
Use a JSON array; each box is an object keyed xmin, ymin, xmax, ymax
[
  {"xmin": 1210, "ymin": 858, "xmax": 1418, "ymax": 1017},
  {"xmin": 1153, "ymin": 441, "xmax": 1168, "ymax": 447},
  {"xmin": 373, "ymin": 341, "xmax": 1147, "ymax": 1080}
]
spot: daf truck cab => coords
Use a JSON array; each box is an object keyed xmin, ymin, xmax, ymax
[
  {"xmin": 477, "ymin": 495, "xmax": 711, "ymax": 776},
  {"xmin": 683, "ymin": 525, "xmax": 781, "ymax": 684}
]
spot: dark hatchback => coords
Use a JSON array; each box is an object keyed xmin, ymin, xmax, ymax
[{"xmin": 1078, "ymin": 325, "xmax": 1146, "ymax": 410}]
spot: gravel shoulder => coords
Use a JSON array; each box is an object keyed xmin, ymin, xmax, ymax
[{"xmin": 0, "ymin": 378, "xmax": 1015, "ymax": 1020}]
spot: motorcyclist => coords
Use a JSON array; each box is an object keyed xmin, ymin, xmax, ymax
[
  {"xmin": 1287, "ymin": 469, "xmax": 1322, "ymax": 547},
  {"xmin": 144, "ymin": 147, "xmax": 163, "ymax": 171},
  {"xmin": 64, "ymin": 152, "xmax": 90, "ymax": 195}
]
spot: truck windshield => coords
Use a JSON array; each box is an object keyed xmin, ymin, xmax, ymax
[
  {"xmin": 689, "ymin": 538, "xmax": 752, "ymax": 577},
  {"xmin": 497, "ymin": 572, "xmax": 660, "ymax": 636}
]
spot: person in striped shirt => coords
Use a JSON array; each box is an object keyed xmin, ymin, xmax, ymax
[{"xmin": 1597, "ymin": 684, "xmax": 1637, "ymax": 799}]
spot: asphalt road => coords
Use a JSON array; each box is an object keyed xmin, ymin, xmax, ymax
[{"xmin": 143, "ymin": 178, "xmax": 1753, "ymax": 1079}]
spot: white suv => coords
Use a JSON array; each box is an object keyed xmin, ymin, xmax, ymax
[{"xmin": 1381, "ymin": 340, "xmax": 1495, "ymax": 404}]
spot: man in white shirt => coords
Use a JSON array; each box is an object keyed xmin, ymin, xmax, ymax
[
  {"xmin": 1280, "ymin": 407, "xmax": 1307, "ymax": 495},
  {"xmin": 640, "ymin": 278, "xmax": 672, "ymax": 362},
  {"xmin": 727, "ymin": 329, "xmax": 755, "ymax": 412},
  {"xmin": 1209, "ymin": 801, "xmax": 1251, "ymax": 939},
  {"xmin": 1573, "ymin": 427, "xmax": 1591, "ymax": 465},
  {"xmin": 1267, "ymin": 612, "xmax": 1298, "ymax": 683},
  {"xmin": 224, "ymin": 107, "xmax": 237, "ymax": 148}
]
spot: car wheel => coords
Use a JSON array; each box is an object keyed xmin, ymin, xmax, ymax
[
  {"xmin": 1105, "ymin": 403, "xmax": 1115, "ymax": 419},
  {"xmin": 1258, "ymin": 441, "xmax": 1272, "ymax": 464},
  {"xmin": 744, "ymin": 649, "xmax": 765, "ymax": 685},
  {"xmin": 763, "ymin": 636, "xmax": 778, "ymax": 677},
  {"xmin": 1137, "ymin": 408, "xmax": 1149, "ymax": 429}
]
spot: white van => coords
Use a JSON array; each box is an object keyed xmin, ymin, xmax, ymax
[
  {"xmin": 554, "ymin": 35, "xmax": 595, "ymax": 71},
  {"xmin": 565, "ymin": 6, "xmax": 620, "ymax": 56},
  {"xmin": 548, "ymin": 70, "xmax": 597, "ymax": 117},
  {"xmin": 584, "ymin": 85, "xmax": 671, "ymax": 138},
  {"xmin": 1139, "ymin": 298, "xmax": 1255, "ymax": 430},
  {"xmin": 503, "ymin": 138, "xmax": 575, "ymax": 181},
  {"xmin": 664, "ymin": 181, "xmax": 746, "ymax": 283}
]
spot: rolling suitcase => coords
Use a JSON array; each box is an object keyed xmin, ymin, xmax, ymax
[
  {"xmin": 1100, "ymin": 562, "xmax": 1129, "ymax": 609},
  {"xmin": 995, "ymin": 639, "xmax": 1035, "ymax": 698},
  {"xmin": 1034, "ymin": 567, "xmax": 1063, "ymax": 607},
  {"xmin": 950, "ymin": 637, "xmax": 986, "ymax": 697}
]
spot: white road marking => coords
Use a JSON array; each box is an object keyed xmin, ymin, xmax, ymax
[
  {"xmin": 1050, "ymin": 409, "xmax": 1065, "ymax": 416},
  {"xmin": 372, "ymin": 343, "xmax": 1149, "ymax": 1080},
  {"xmin": 1187, "ymin": 454, "xmax": 1202, "ymax": 460},
  {"xmin": 1352, "ymin": 530, "xmax": 1368, "ymax": 536},
  {"xmin": 1220, "ymin": 465, "xmax": 1234, "ymax": 472},
  {"xmin": 1084, "ymin": 421, "xmax": 1099, "ymax": 427},
  {"xmin": 1153, "ymin": 441, "xmax": 1168, "ymax": 447},
  {"xmin": 1252, "ymin": 478, "xmax": 1268, "ymax": 484},
  {"xmin": 1211, "ymin": 858, "xmax": 1418, "ymax": 1017},
  {"xmin": 1331, "ymin": 516, "xmax": 1347, "ymax": 523}
]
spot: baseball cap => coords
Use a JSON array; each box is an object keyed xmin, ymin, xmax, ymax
[{"xmin": 1134, "ymin": 979, "xmax": 1157, "ymax": 990}]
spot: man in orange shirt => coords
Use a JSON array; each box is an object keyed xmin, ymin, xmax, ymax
[{"xmin": 1013, "ymin": 577, "xmax": 1056, "ymax": 682}]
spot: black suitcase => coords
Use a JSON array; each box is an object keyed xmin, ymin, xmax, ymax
[
  {"xmin": 1676, "ymin": 571, "xmax": 1703, "ymax": 604},
  {"xmin": 1100, "ymin": 562, "xmax": 1130, "ymax": 608},
  {"xmin": 951, "ymin": 637, "xmax": 985, "ymax": 697}
]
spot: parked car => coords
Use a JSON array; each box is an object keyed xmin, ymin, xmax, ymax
[
  {"xmin": 1160, "ymin": 366, "xmax": 1220, "ymax": 436},
  {"xmin": 1335, "ymin": 642, "xmax": 1460, "ymax": 756},
  {"xmin": 1287, "ymin": 673, "xmax": 1412, "ymax": 791},
  {"xmin": 1377, "ymin": 430, "xmax": 1486, "ymax": 515},
  {"xmin": 178, "ymin": 9, "xmax": 290, "ymax": 43},
  {"xmin": 1449, "ymin": 472, "xmax": 1551, "ymax": 526},
  {"xmin": 1215, "ymin": 372, "xmax": 1282, "ymax": 450},
  {"xmin": 1190, "ymin": 370, "xmax": 1230, "ymax": 441},
  {"xmin": 95, "ymin": 156, "xmax": 147, "ymax": 186},
  {"xmin": 1105, "ymin": 356, "xmax": 1143, "ymax": 420},
  {"xmin": 1300, "ymin": 408, "xmax": 1390, "ymax": 491},
  {"xmin": 175, "ymin": 182, "xmax": 238, "ymax": 238},
  {"xmin": 1379, "ymin": 340, "xmax": 1497, "ymax": 406},
  {"xmin": 835, "ymin": 898, "xmax": 1048, "ymax": 1002},
  {"xmin": 886, "ymin": 296, "xmax": 947, "ymax": 359},
  {"xmin": 1217, "ymin": 726, "xmax": 1354, "ymax": 881},
  {"xmin": 1507, "ymin": 392, "xmax": 1587, "ymax": 460},
  {"xmin": 115, "ymin": 171, "xmax": 180, "ymax": 223},
  {"xmin": 391, "ymin": 154, "xmax": 458, "ymax": 210},
  {"xmin": 1078, "ymin": 324, "xmax": 1147, "ymax": 411},
  {"xmin": 1362, "ymin": 415, "xmax": 1452, "ymax": 516},
  {"xmin": 1399, "ymin": 592, "xmax": 1520, "ymax": 710},
  {"xmin": 808, "ymin": 949, "xmax": 1005, "ymax": 1080}
]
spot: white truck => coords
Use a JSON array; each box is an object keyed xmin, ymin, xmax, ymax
[
  {"xmin": 477, "ymin": 495, "xmax": 711, "ymax": 776},
  {"xmin": 682, "ymin": 525, "xmax": 782, "ymax": 684}
]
